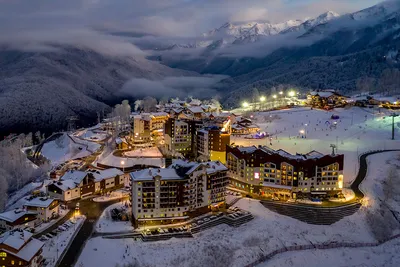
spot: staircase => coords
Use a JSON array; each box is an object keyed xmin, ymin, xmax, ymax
[
  {"xmin": 227, "ymin": 197, "xmax": 242, "ymax": 207},
  {"xmin": 260, "ymin": 201, "xmax": 361, "ymax": 225},
  {"xmin": 191, "ymin": 213, "xmax": 254, "ymax": 234}
]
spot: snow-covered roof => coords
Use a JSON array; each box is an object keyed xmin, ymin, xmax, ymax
[
  {"xmin": 0, "ymin": 209, "xmax": 37, "ymax": 223},
  {"xmin": 50, "ymin": 179, "xmax": 78, "ymax": 191},
  {"xmin": 130, "ymin": 168, "xmax": 183, "ymax": 181},
  {"xmin": 0, "ymin": 230, "xmax": 44, "ymax": 261},
  {"xmin": 24, "ymin": 197, "xmax": 57, "ymax": 208},
  {"xmin": 90, "ymin": 168, "xmax": 124, "ymax": 182},
  {"xmin": 115, "ymin": 137, "xmax": 128, "ymax": 145},
  {"xmin": 170, "ymin": 160, "xmax": 228, "ymax": 175},
  {"xmin": 189, "ymin": 99, "xmax": 202, "ymax": 106},
  {"xmin": 238, "ymin": 146, "xmax": 258, "ymax": 153},
  {"xmin": 60, "ymin": 170, "xmax": 87, "ymax": 184},
  {"xmin": 0, "ymin": 230, "xmax": 33, "ymax": 250},
  {"xmin": 187, "ymin": 106, "xmax": 204, "ymax": 114}
]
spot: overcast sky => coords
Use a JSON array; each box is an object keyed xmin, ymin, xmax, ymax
[
  {"xmin": 0, "ymin": 0, "xmax": 386, "ymax": 55},
  {"xmin": 0, "ymin": 0, "xmax": 383, "ymax": 36}
]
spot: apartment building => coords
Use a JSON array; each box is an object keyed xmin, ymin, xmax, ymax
[
  {"xmin": 0, "ymin": 230, "xmax": 44, "ymax": 267},
  {"xmin": 24, "ymin": 197, "xmax": 59, "ymax": 223},
  {"xmin": 226, "ymin": 145, "xmax": 344, "ymax": 199},
  {"xmin": 197, "ymin": 127, "xmax": 230, "ymax": 164},
  {"xmin": 164, "ymin": 118, "xmax": 203, "ymax": 156},
  {"xmin": 132, "ymin": 114, "xmax": 151, "ymax": 144},
  {"xmin": 129, "ymin": 160, "xmax": 228, "ymax": 226}
]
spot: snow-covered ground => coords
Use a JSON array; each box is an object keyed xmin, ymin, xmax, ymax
[
  {"xmin": 41, "ymin": 133, "xmax": 101, "ymax": 166},
  {"xmin": 232, "ymin": 107, "xmax": 400, "ymax": 187},
  {"xmin": 6, "ymin": 182, "xmax": 42, "ymax": 210},
  {"xmin": 123, "ymin": 147, "xmax": 163, "ymax": 158},
  {"xmin": 261, "ymin": 238, "xmax": 400, "ymax": 267},
  {"xmin": 42, "ymin": 215, "xmax": 85, "ymax": 267},
  {"xmin": 76, "ymin": 151, "xmax": 400, "ymax": 267},
  {"xmin": 97, "ymin": 151, "xmax": 165, "ymax": 168},
  {"xmin": 93, "ymin": 190, "xmax": 129, "ymax": 203},
  {"xmin": 73, "ymin": 128, "xmax": 108, "ymax": 142},
  {"xmin": 35, "ymin": 209, "xmax": 70, "ymax": 234},
  {"xmin": 95, "ymin": 202, "xmax": 133, "ymax": 233}
]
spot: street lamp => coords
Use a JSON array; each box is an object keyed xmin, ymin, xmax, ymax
[
  {"xmin": 260, "ymin": 96, "xmax": 266, "ymax": 102},
  {"xmin": 272, "ymin": 95, "xmax": 277, "ymax": 99},
  {"xmin": 288, "ymin": 91, "xmax": 296, "ymax": 97},
  {"xmin": 279, "ymin": 91, "xmax": 283, "ymax": 95},
  {"xmin": 121, "ymin": 160, "xmax": 125, "ymax": 172},
  {"xmin": 299, "ymin": 129, "xmax": 305, "ymax": 138},
  {"xmin": 242, "ymin": 102, "xmax": 249, "ymax": 108}
]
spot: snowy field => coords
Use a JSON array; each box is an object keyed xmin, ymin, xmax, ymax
[
  {"xmin": 95, "ymin": 202, "xmax": 133, "ymax": 233},
  {"xmin": 5, "ymin": 182, "xmax": 42, "ymax": 210},
  {"xmin": 76, "ymin": 151, "xmax": 400, "ymax": 267},
  {"xmin": 232, "ymin": 107, "xmax": 400, "ymax": 186},
  {"xmin": 262, "ymin": 238, "xmax": 400, "ymax": 267},
  {"xmin": 41, "ymin": 133, "xmax": 101, "ymax": 166},
  {"xmin": 123, "ymin": 147, "xmax": 163, "ymax": 158},
  {"xmin": 43, "ymin": 215, "xmax": 85, "ymax": 267},
  {"xmin": 73, "ymin": 128, "xmax": 108, "ymax": 142},
  {"xmin": 97, "ymin": 151, "xmax": 165, "ymax": 168}
]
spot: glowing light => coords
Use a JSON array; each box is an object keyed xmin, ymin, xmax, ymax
[
  {"xmin": 273, "ymin": 95, "xmax": 277, "ymax": 99},
  {"xmin": 254, "ymin": 172, "xmax": 260, "ymax": 179},
  {"xmin": 242, "ymin": 102, "xmax": 249, "ymax": 108},
  {"xmin": 121, "ymin": 160, "xmax": 125, "ymax": 166},
  {"xmin": 338, "ymin": 175, "xmax": 343, "ymax": 189},
  {"xmin": 394, "ymin": 102, "xmax": 398, "ymax": 105},
  {"xmin": 260, "ymin": 96, "xmax": 266, "ymax": 102},
  {"xmin": 299, "ymin": 130, "xmax": 305, "ymax": 134},
  {"xmin": 279, "ymin": 91, "xmax": 283, "ymax": 95},
  {"xmin": 288, "ymin": 91, "xmax": 296, "ymax": 97}
]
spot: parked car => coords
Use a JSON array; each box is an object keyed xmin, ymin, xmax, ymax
[
  {"xmin": 204, "ymin": 218, "xmax": 210, "ymax": 222},
  {"xmin": 191, "ymin": 223, "xmax": 197, "ymax": 228},
  {"xmin": 210, "ymin": 216, "xmax": 217, "ymax": 220},
  {"xmin": 197, "ymin": 220, "xmax": 204, "ymax": 224}
]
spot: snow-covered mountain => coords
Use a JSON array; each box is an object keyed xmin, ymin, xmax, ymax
[
  {"xmin": 351, "ymin": 0, "xmax": 400, "ymax": 21},
  {"xmin": 167, "ymin": 11, "xmax": 340, "ymax": 50},
  {"xmin": 282, "ymin": 11, "xmax": 340, "ymax": 34}
]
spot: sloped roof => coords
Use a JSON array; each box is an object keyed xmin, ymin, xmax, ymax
[
  {"xmin": 0, "ymin": 230, "xmax": 44, "ymax": 261},
  {"xmin": 187, "ymin": 106, "xmax": 204, "ymax": 114},
  {"xmin": 60, "ymin": 170, "xmax": 87, "ymax": 184},
  {"xmin": 24, "ymin": 197, "xmax": 57, "ymax": 208},
  {"xmin": 0, "ymin": 209, "xmax": 37, "ymax": 223},
  {"xmin": 91, "ymin": 168, "xmax": 124, "ymax": 182},
  {"xmin": 130, "ymin": 168, "xmax": 182, "ymax": 181}
]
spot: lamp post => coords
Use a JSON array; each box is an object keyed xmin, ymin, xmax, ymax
[
  {"xmin": 121, "ymin": 160, "xmax": 125, "ymax": 172},
  {"xmin": 299, "ymin": 129, "xmax": 305, "ymax": 138},
  {"xmin": 242, "ymin": 102, "xmax": 249, "ymax": 110},
  {"xmin": 390, "ymin": 113, "xmax": 399, "ymax": 140}
]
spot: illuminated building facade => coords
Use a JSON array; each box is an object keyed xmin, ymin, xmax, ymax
[{"xmin": 226, "ymin": 145, "xmax": 344, "ymax": 199}]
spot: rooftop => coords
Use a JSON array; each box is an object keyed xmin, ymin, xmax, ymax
[
  {"xmin": 0, "ymin": 209, "xmax": 37, "ymax": 223},
  {"xmin": 50, "ymin": 179, "xmax": 78, "ymax": 191},
  {"xmin": 130, "ymin": 168, "xmax": 183, "ymax": 182},
  {"xmin": 0, "ymin": 230, "xmax": 44, "ymax": 261},
  {"xmin": 90, "ymin": 168, "xmax": 124, "ymax": 182},
  {"xmin": 24, "ymin": 197, "xmax": 57, "ymax": 208},
  {"xmin": 60, "ymin": 170, "xmax": 87, "ymax": 184}
]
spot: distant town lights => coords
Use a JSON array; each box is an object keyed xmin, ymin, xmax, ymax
[
  {"xmin": 260, "ymin": 96, "xmax": 266, "ymax": 102},
  {"xmin": 279, "ymin": 91, "xmax": 283, "ymax": 95},
  {"xmin": 242, "ymin": 102, "xmax": 249, "ymax": 108},
  {"xmin": 272, "ymin": 95, "xmax": 277, "ymax": 99},
  {"xmin": 288, "ymin": 91, "xmax": 296, "ymax": 97}
]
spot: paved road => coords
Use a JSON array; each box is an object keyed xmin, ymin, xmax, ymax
[
  {"xmin": 58, "ymin": 197, "xmax": 128, "ymax": 267},
  {"xmin": 33, "ymin": 209, "xmax": 74, "ymax": 238}
]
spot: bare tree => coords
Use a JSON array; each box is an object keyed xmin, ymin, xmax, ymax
[
  {"xmin": 142, "ymin": 97, "xmax": 157, "ymax": 113},
  {"xmin": 0, "ymin": 169, "xmax": 9, "ymax": 211},
  {"xmin": 356, "ymin": 77, "xmax": 376, "ymax": 95},
  {"xmin": 378, "ymin": 69, "xmax": 400, "ymax": 95}
]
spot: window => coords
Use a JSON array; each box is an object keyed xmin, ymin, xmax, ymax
[
  {"xmin": 0, "ymin": 252, "xmax": 6, "ymax": 257},
  {"xmin": 11, "ymin": 260, "xmax": 14, "ymax": 265}
]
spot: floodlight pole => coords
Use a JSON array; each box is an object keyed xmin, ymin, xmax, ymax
[{"xmin": 391, "ymin": 113, "xmax": 399, "ymax": 140}]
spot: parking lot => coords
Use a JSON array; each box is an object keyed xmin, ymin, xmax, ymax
[{"xmin": 38, "ymin": 218, "xmax": 78, "ymax": 242}]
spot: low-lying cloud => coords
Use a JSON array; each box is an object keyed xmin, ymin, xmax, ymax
[{"xmin": 119, "ymin": 75, "xmax": 228, "ymax": 99}]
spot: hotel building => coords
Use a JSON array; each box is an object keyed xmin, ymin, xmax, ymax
[
  {"xmin": 197, "ymin": 127, "xmax": 230, "ymax": 164},
  {"xmin": 226, "ymin": 145, "xmax": 344, "ymax": 199},
  {"xmin": 129, "ymin": 160, "xmax": 228, "ymax": 226}
]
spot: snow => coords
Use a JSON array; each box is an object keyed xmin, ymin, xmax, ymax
[
  {"xmin": 92, "ymin": 190, "xmax": 129, "ymax": 203},
  {"xmin": 98, "ymin": 152, "xmax": 165, "ymax": 168},
  {"xmin": 76, "ymin": 148, "xmax": 400, "ymax": 267},
  {"xmin": 0, "ymin": 209, "xmax": 37, "ymax": 223},
  {"xmin": 0, "ymin": 230, "xmax": 33, "ymax": 250},
  {"xmin": 41, "ymin": 133, "xmax": 101, "ymax": 166},
  {"xmin": 90, "ymin": 168, "xmax": 124, "ymax": 182},
  {"xmin": 34, "ymin": 208, "xmax": 70, "ymax": 234},
  {"xmin": 24, "ymin": 197, "xmax": 57, "ymax": 208},
  {"xmin": 123, "ymin": 147, "xmax": 163, "ymax": 158},
  {"xmin": 73, "ymin": 128, "xmax": 108, "ymax": 142},
  {"xmin": 231, "ymin": 107, "xmax": 400, "ymax": 187},
  {"xmin": 261, "ymin": 238, "xmax": 400, "ymax": 267},
  {"xmin": 5, "ymin": 182, "xmax": 42, "ymax": 211},
  {"xmin": 42, "ymin": 215, "xmax": 85, "ymax": 267},
  {"xmin": 0, "ymin": 230, "xmax": 44, "ymax": 262},
  {"xmin": 60, "ymin": 170, "xmax": 87, "ymax": 184},
  {"xmin": 95, "ymin": 202, "xmax": 133, "ymax": 233}
]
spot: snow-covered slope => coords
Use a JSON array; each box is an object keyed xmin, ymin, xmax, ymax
[
  {"xmin": 282, "ymin": 11, "xmax": 340, "ymax": 34},
  {"xmin": 351, "ymin": 0, "xmax": 400, "ymax": 21}
]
